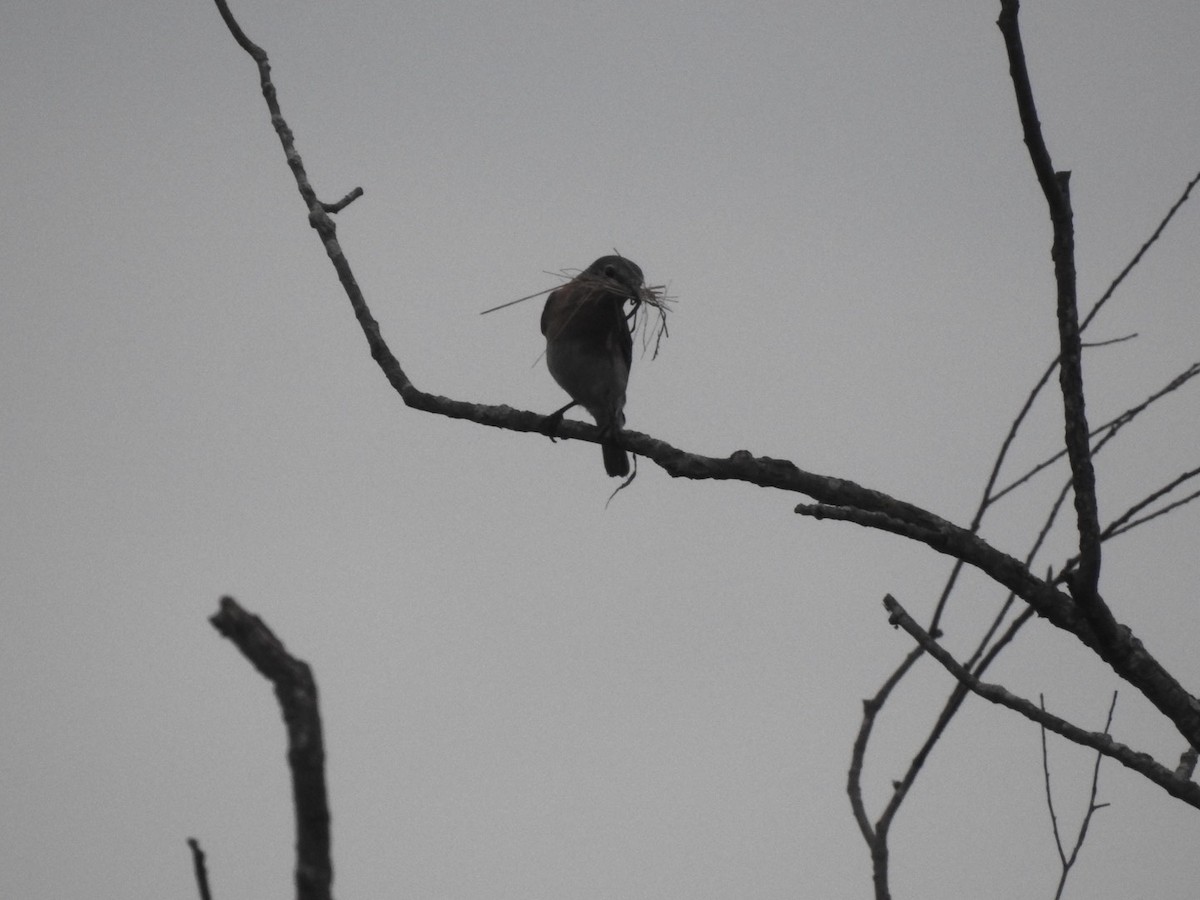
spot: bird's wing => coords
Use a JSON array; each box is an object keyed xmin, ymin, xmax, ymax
[
  {"xmin": 616, "ymin": 301, "xmax": 633, "ymax": 369},
  {"xmin": 540, "ymin": 288, "xmax": 560, "ymax": 337}
]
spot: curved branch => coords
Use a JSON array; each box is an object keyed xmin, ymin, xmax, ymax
[
  {"xmin": 847, "ymin": 644, "xmax": 925, "ymax": 850},
  {"xmin": 843, "ymin": 11, "xmax": 1200, "ymax": 899},
  {"xmin": 212, "ymin": 0, "xmax": 1200, "ymax": 764},
  {"xmin": 210, "ymin": 597, "xmax": 333, "ymax": 900},
  {"xmin": 884, "ymin": 595, "xmax": 1200, "ymax": 809},
  {"xmin": 862, "ymin": 604, "xmax": 1034, "ymax": 899}
]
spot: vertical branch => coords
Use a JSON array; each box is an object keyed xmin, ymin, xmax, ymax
[
  {"xmin": 210, "ymin": 597, "xmax": 334, "ymax": 900},
  {"xmin": 997, "ymin": 0, "xmax": 1103, "ymax": 606},
  {"xmin": 1039, "ymin": 696, "xmax": 1068, "ymax": 869},
  {"xmin": 187, "ymin": 838, "xmax": 215, "ymax": 900},
  {"xmin": 847, "ymin": 645, "xmax": 925, "ymax": 851},
  {"xmin": 1040, "ymin": 693, "xmax": 1117, "ymax": 900}
]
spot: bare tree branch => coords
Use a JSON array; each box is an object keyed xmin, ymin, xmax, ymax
[
  {"xmin": 862, "ymin": 605, "xmax": 1037, "ymax": 900},
  {"xmin": 1053, "ymin": 465, "xmax": 1200, "ymax": 580},
  {"xmin": 1103, "ymin": 466, "xmax": 1200, "ymax": 540},
  {"xmin": 1081, "ymin": 170, "xmax": 1200, "ymax": 333},
  {"xmin": 847, "ymin": 644, "xmax": 925, "ymax": 849},
  {"xmin": 998, "ymin": 0, "xmax": 1103, "ymax": 606},
  {"xmin": 848, "ymin": 566, "xmax": 1039, "ymax": 900},
  {"xmin": 800, "ymin": 496, "xmax": 1200, "ymax": 750},
  {"xmin": 835, "ymin": 27, "xmax": 1200, "ymax": 876},
  {"xmin": 210, "ymin": 597, "xmax": 333, "ymax": 900},
  {"xmin": 322, "ymin": 188, "xmax": 364, "ymax": 214},
  {"xmin": 839, "ymin": 166, "xmax": 1200, "ymax": 894},
  {"xmin": 994, "ymin": 362, "xmax": 1200, "ymax": 503},
  {"xmin": 969, "ymin": 357, "xmax": 1059, "ymax": 569},
  {"xmin": 1040, "ymin": 692, "xmax": 1115, "ymax": 900},
  {"xmin": 846, "ymin": 643, "xmax": 923, "ymax": 900},
  {"xmin": 1080, "ymin": 333, "xmax": 1136, "ymax": 349},
  {"xmin": 1040, "ymin": 699, "xmax": 1068, "ymax": 867},
  {"xmin": 976, "ymin": 166, "xmax": 1200, "ymax": 517},
  {"xmin": 884, "ymin": 594, "xmax": 1200, "ymax": 809},
  {"xmin": 210, "ymin": 0, "xmax": 1200, "ymax": 755},
  {"xmin": 208, "ymin": 6, "xmax": 1200, "ymax": 898},
  {"xmin": 198, "ymin": 1, "xmax": 1012, "ymax": 538},
  {"xmin": 1109, "ymin": 486, "xmax": 1200, "ymax": 540},
  {"xmin": 186, "ymin": 837, "xmax": 214, "ymax": 900}
]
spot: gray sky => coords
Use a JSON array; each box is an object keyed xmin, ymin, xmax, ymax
[{"xmin": 3, "ymin": 1, "xmax": 1199, "ymax": 898}]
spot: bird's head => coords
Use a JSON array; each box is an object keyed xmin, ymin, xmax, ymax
[{"xmin": 582, "ymin": 255, "xmax": 646, "ymax": 301}]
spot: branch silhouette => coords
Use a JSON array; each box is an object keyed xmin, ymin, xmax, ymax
[
  {"xmin": 210, "ymin": 0, "xmax": 1200, "ymax": 760},
  {"xmin": 208, "ymin": 1, "xmax": 1200, "ymax": 898},
  {"xmin": 186, "ymin": 838, "xmax": 214, "ymax": 900},
  {"xmin": 885, "ymin": 595, "xmax": 1200, "ymax": 809},
  {"xmin": 210, "ymin": 597, "xmax": 333, "ymax": 900},
  {"xmin": 845, "ymin": 4, "xmax": 1200, "ymax": 897},
  {"xmin": 1041, "ymin": 692, "xmax": 1116, "ymax": 900}
]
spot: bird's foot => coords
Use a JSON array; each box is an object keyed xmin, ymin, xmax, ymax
[{"xmin": 540, "ymin": 402, "xmax": 577, "ymax": 442}]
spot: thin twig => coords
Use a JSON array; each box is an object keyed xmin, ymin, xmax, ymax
[
  {"xmin": 967, "ymin": 357, "xmax": 1059, "ymax": 558},
  {"xmin": 321, "ymin": 188, "xmax": 364, "ymax": 214},
  {"xmin": 1080, "ymin": 170, "xmax": 1200, "ymax": 333},
  {"xmin": 1063, "ymin": 692, "xmax": 1115, "ymax": 897},
  {"xmin": 884, "ymin": 595, "xmax": 1200, "ymax": 808},
  {"xmin": 1039, "ymin": 695, "xmax": 1068, "ymax": 868},
  {"xmin": 964, "ymin": 474, "xmax": 1071, "ymax": 680},
  {"xmin": 1108, "ymin": 487, "xmax": 1200, "ymax": 539},
  {"xmin": 1103, "ymin": 466, "xmax": 1200, "ymax": 539},
  {"xmin": 1041, "ymin": 692, "xmax": 1116, "ymax": 900},
  {"xmin": 994, "ymin": 362, "xmax": 1200, "ymax": 503},
  {"xmin": 866, "ymin": 603, "xmax": 1036, "ymax": 887},
  {"xmin": 980, "ymin": 165, "xmax": 1200, "ymax": 512},
  {"xmin": 1080, "ymin": 332, "xmax": 1136, "ymax": 349},
  {"xmin": 844, "ymin": 20, "xmax": 1200, "ymax": 900},
  {"xmin": 847, "ymin": 644, "xmax": 926, "ymax": 849},
  {"xmin": 1055, "ymin": 468, "xmax": 1200, "ymax": 579}
]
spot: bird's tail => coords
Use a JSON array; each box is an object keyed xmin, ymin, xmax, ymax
[{"xmin": 602, "ymin": 438, "xmax": 629, "ymax": 478}]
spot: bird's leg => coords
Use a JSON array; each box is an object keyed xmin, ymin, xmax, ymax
[{"xmin": 540, "ymin": 401, "xmax": 577, "ymax": 442}]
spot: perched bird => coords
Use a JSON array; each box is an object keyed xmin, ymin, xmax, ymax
[{"xmin": 540, "ymin": 255, "xmax": 646, "ymax": 477}]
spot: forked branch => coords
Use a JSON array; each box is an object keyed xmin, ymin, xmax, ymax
[
  {"xmin": 210, "ymin": 0, "xmax": 1200, "ymax": 760},
  {"xmin": 1040, "ymin": 692, "xmax": 1115, "ymax": 900},
  {"xmin": 998, "ymin": 0, "xmax": 1102, "ymax": 607},
  {"xmin": 884, "ymin": 595, "xmax": 1200, "ymax": 809}
]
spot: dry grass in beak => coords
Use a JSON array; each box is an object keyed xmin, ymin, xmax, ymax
[
  {"xmin": 630, "ymin": 283, "xmax": 674, "ymax": 359},
  {"xmin": 573, "ymin": 271, "xmax": 675, "ymax": 359},
  {"xmin": 481, "ymin": 269, "xmax": 675, "ymax": 360}
]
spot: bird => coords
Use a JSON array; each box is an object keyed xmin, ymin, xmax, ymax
[{"xmin": 540, "ymin": 255, "xmax": 646, "ymax": 477}]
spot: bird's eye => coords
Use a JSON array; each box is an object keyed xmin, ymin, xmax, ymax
[{"xmin": 604, "ymin": 266, "xmax": 617, "ymax": 279}]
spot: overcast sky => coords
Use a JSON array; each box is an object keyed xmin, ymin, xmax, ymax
[{"xmin": 4, "ymin": 1, "xmax": 1200, "ymax": 898}]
